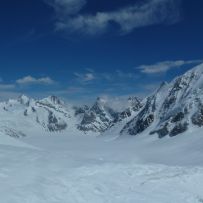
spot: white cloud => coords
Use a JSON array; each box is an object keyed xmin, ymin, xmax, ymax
[
  {"xmin": 96, "ymin": 95, "xmax": 132, "ymax": 112},
  {"xmin": 74, "ymin": 72, "xmax": 95, "ymax": 82},
  {"xmin": 84, "ymin": 73, "xmax": 95, "ymax": 81},
  {"xmin": 137, "ymin": 60, "xmax": 203, "ymax": 74},
  {"xmin": 16, "ymin": 76, "xmax": 56, "ymax": 85},
  {"xmin": 44, "ymin": 0, "xmax": 86, "ymax": 16},
  {"xmin": 74, "ymin": 69, "xmax": 138, "ymax": 84},
  {"xmin": 46, "ymin": 0, "xmax": 182, "ymax": 35},
  {"xmin": 100, "ymin": 71, "xmax": 137, "ymax": 82}
]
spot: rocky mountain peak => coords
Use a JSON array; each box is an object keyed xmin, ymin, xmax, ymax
[
  {"xmin": 78, "ymin": 97, "xmax": 117, "ymax": 133},
  {"xmin": 127, "ymin": 96, "xmax": 143, "ymax": 111},
  {"xmin": 48, "ymin": 95, "xmax": 63, "ymax": 105},
  {"xmin": 95, "ymin": 97, "xmax": 107, "ymax": 106},
  {"xmin": 121, "ymin": 63, "xmax": 203, "ymax": 138},
  {"xmin": 39, "ymin": 95, "xmax": 64, "ymax": 106},
  {"xmin": 18, "ymin": 95, "xmax": 31, "ymax": 106}
]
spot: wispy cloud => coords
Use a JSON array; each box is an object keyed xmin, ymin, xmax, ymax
[
  {"xmin": 73, "ymin": 69, "xmax": 139, "ymax": 84},
  {"xmin": 100, "ymin": 70, "xmax": 139, "ymax": 82},
  {"xmin": 45, "ymin": 0, "xmax": 182, "ymax": 35},
  {"xmin": 74, "ymin": 72, "xmax": 96, "ymax": 82},
  {"xmin": 137, "ymin": 60, "xmax": 203, "ymax": 74},
  {"xmin": 45, "ymin": 0, "xmax": 86, "ymax": 16},
  {"xmin": 0, "ymin": 84, "xmax": 16, "ymax": 91},
  {"xmin": 16, "ymin": 76, "xmax": 56, "ymax": 86}
]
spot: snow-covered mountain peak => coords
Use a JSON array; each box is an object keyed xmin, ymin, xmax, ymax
[
  {"xmin": 94, "ymin": 97, "xmax": 107, "ymax": 106},
  {"xmin": 121, "ymin": 63, "xmax": 203, "ymax": 138},
  {"xmin": 39, "ymin": 95, "xmax": 64, "ymax": 106},
  {"xmin": 0, "ymin": 94, "xmax": 81, "ymax": 137},
  {"xmin": 49, "ymin": 95, "xmax": 64, "ymax": 105},
  {"xmin": 128, "ymin": 96, "xmax": 140, "ymax": 102},
  {"xmin": 127, "ymin": 96, "xmax": 143, "ymax": 111},
  {"xmin": 185, "ymin": 62, "xmax": 203, "ymax": 75},
  {"xmin": 18, "ymin": 94, "xmax": 32, "ymax": 106},
  {"xmin": 77, "ymin": 97, "xmax": 118, "ymax": 133},
  {"xmin": 156, "ymin": 81, "xmax": 169, "ymax": 92}
]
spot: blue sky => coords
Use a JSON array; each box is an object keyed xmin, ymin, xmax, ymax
[{"xmin": 0, "ymin": 0, "xmax": 203, "ymax": 103}]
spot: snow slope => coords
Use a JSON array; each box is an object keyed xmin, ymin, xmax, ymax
[
  {"xmin": 121, "ymin": 63, "xmax": 203, "ymax": 137},
  {"xmin": 0, "ymin": 132, "xmax": 36, "ymax": 149},
  {"xmin": 0, "ymin": 130, "xmax": 203, "ymax": 203},
  {"xmin": 0, "ymin": 95, "xmax": 87, "ymax": 137}
]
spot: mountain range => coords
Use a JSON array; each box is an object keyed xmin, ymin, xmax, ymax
[{"xmin": 1, "ymin": 63, "xmax": 203, "ymax": 138}]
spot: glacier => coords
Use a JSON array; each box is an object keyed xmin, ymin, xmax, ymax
[{"xmin": 1, "ymin": 130, "xmax": 203, "ymax": 203}]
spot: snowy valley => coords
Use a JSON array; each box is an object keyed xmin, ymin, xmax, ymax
[{"xmin": 1, "ymin": 64, "xmax": 203, "ymax": 202}]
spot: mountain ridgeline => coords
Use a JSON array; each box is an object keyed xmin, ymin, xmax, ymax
[
  {"xmin": 121, "ymin": 63, "xmax": 203, "ymax": 137},
  {"xmin": 0, "ymin": 94, "xmax": 142, "ymax": 137},
  {"xmin": 0, "ymin": 63, "xmax": 203, "ymax": 138}
]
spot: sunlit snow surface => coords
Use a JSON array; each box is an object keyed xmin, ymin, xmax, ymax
[{"xmin": 0, "ymin": 131, "xmax": 203, "ymax": 203}]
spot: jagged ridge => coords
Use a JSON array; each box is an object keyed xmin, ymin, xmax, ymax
[{"xmin": 121, "ymin": 63, "xmax": 203, "ymax": 137}]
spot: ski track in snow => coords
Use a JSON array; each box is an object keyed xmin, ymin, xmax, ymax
[{"xmin": 1, "ymin": 134, "xmax": 203, "ymax": 203}]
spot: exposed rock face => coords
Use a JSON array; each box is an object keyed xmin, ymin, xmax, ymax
[
  {"xmin": 128, "ymin": 96, "xmax": 143, "ymax": 112},
  {"xmin": 47, "ymin": 111, "xmax": 67, "ymax": 132},
  {"xmin": 78, "ymin": 97, "xmax": 118, "ymax": 133},
  {"xmin": 77, "ymin": 96, "xmax": 143, "ymax": 133},
  {"xmin": 171, "ymin": 112, "xmax": 185, "ymax": 123},
  {"xmin": 126, "ymin": 114, "xmax": 154, "ymax": 135},
  {"xmin": 121, "ymin": 63, "xmax": 203, "ymax": 137},
  {"xmin": 48, "ymin": 95, "xmax": 63, "ymax": 105},
  {"xmin": 150, "ymin": 124, "xmax": 169, "ymax": 139},
  {"xmin": 121, "ymin": 82, "xmax": 168, "ymax": 136},
  {"xmin": 169, "ymin": 122, "xmax": 188, "ymax": 137},
  {"xmin": 192, "ymin": 107, "xmax": 203, "ymax": 127},
  {"xmin": 114, "ymin": 97, "xmax": 143, "ymax": 122},
  {"xmin": 74, "ymin": 105, "xmax": 89, "ymax": 116}
]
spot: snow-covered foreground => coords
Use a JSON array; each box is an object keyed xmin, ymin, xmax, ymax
[{"xmin": 1, "ymin": 132, "xmax": 203, "ymax": 203}]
